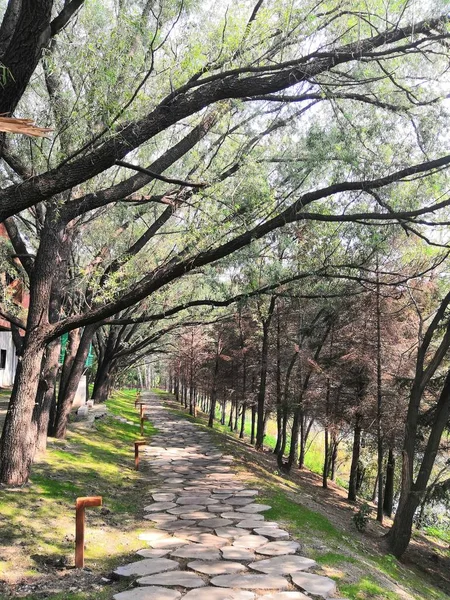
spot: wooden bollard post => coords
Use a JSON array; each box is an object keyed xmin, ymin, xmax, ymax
[
  {"xmin": 134, "ymin": 440, "xmax": 147, "ymax": 470},
  {"xmin": 140, "ymin": 416, "xmax": 144, "ymax": 436},
  {"xmin": 75, "ymin": 496, "xmax": 102, "ymax": 568},
  {"xmin": 139, "ymin": 403, "xmax": 144, "ymax": 419}
]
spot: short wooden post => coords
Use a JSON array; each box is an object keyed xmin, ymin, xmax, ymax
[
  {"xmin": 139, "ymin": 403, "xmax": 144, "ymax": 419},
  {"xmin": 75, "ymin": 496, "xmax": 102, "ymax": 568},
  {"xmin": 140, "ymin": 416, "xmax": 144, "ymax": 436},
  {"xmin": 134, "ymin": 440, "xmax": 147, "ymax": 470}
]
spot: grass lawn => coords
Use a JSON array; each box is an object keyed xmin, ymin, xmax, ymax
[{"xmin": 0, "ymin": 389, "xmax": 158, "ymax": 599}]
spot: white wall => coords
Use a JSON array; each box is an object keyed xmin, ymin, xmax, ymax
[{"xmin": 0, "ymin": 331, "xmax": 17, "ymax": 387}]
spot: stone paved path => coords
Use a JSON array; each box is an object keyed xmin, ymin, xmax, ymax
[{"xmin": 113, "ymin": 393, "xmax": 346, "ymax": 599}]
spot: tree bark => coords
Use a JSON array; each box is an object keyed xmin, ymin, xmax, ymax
[
  {"xmin": 383, "ymin": 448, "xmax": 395, "ymax": 517},
  {"xmin": 255, "ymin": 296, "xmax": 276, "ymax": 450},
  {"xmin": 348, "ymin": 415, "xmax": 362, "ymax": 502},
  {"xmin": 53, "ymin": 324, "xmax": 96, "ymax": 438}
]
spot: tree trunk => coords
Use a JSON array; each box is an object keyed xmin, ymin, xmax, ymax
[
  {"xmin": 274, "ymin": 307, "xmax": 282, "ymax": 454},
  {"xmin": 0, "ymin": 331, "xmax": 46, "ymax": 484},
  {"xmin": 250, "ymin": 404, "xmax": 256, "ymax": 445},
  {"xmin": 34, "ymin": 339, "xmax": 61, "ymax": 452},
  {"xmin": 388, "ymin": 368, "xmax": 450, "ymax": 556},
  {"xmin": 383, "ymin": 448, "xmax": 395, "ymax": 517},
  {"xmin": 53, "ymin": 325, "xmax": 96, "ymax": 439},
  {"xmin": 348, "ymin": 415, "xmax": 362, "ymax": 501},
  {"xmin": 256, "ymin": 296, "xmax": 276, "ymax": 450}
]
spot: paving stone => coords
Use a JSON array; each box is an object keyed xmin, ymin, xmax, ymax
[
  {"xmin": 136, "ymin": 548, "xmax": 170, "ymax": 558},
  {"xmin": 152, "ymin": 493, "xmax": 176, "ymax": 502},
  {"xmin": 249, "ymin": 555, "xmax": 316, "ymax": 574},
  {"xmin": 258, "ymin": 593, "xmax": 310, "ymax": 600},
  {"xmin": 236, "ymin": 504, "xmax": 272, "ymax": 513},
  {"xmin": 226, "ymin": 497, "xmax": 255, "ymax": 506},
  {"xmin": 211, "ymin": 574, "xmax": 290, "ymax": 590},
  {"xmin": 220, "ymin": 546, "xmax": 255, "ymax": 561},
  {"xmin": 170, "ymin": 544, "xmax": 221, "ymax": 560},
  {"xmin": 187, "ymin": 560, "xmax": 247, "ymax": 575},
  {"xmin": 256, "ymin": 541, "xmax": 300, "ymax": 556},
  {"xmin": 177, "ymin": 496, "xmax": 219, "ymax": 505},
  {"xmin": 232, "ymin": 535, "xmax": 269, "ymax": 549},
  {"xmin": 137, "ymin": 572, "xmax": 206, "ymax": 588},
  {"xmin": 113, "ymin": 587, "xmax": 182, "ymax": 600},
  {"xmin": 215, "ymin": 526, "xmax": 248, "ymax": 538},
  {"xmin": 144, "ymin": 513, "xmax": 178, "ymax": 523},
  {"xmin": 184, "ymin": 533, "xmax": 228, "ymax": 547},
  {"xmin": 160, "ymin": 520, "xmax": 197, "ymax": 531},
  {"xmin": 114, "ymin": 558, "xmax": 179, "ymax": 578},
  {"xmin": 208, "ymin": 505, "xmax": 228, "ymax": 513},
  {"xmin": 199, "ymin": 517, "xmax": 233, "ymax": 528},
  {"xmin": 149, "ymin": 537, "xmax": 189, "ymax": 549},
  {"xmin": 182, "ymin": 588, "xmax": 255, "ymax": 600},
  {"xmin": 221, "ymin": 512, "xmax": 248, "ymax": 520},
  {"xmin": 144, "ymin": 502, "xmax": 177, "ymax": 512},
  {"xmin": 253, "ymin": 528, "xmax": 290, "ymax": 540},
  {"xmin": 235, "ymin": 490, "xmax": 258, "ymax": 497},
  {"xmin": 168, "ymin": 505, "xmax": 206, "ymax": 515},
  {"xmin": 291, "ymin": 573, "xmax": 337, "ymax": 598},
  {"xmin": 236, "ymin": 520, "xmax": 276, "ymax": 529},
  {"xmin": 180, "ymin": 511, "xmax": 212, "ymax": 520}
]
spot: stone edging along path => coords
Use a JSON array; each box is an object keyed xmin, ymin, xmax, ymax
[{"xmin": 113, "ymin": 393, "xmax": 347, "ymax": 600}]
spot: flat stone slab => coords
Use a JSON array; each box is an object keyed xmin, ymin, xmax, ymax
[
  {"xmin": 152, "ymin": 493, "xmax": 176, "ymax": 502},
  {"xmin": 187, "ymin": 560, "xmax": 247, "ymax": 575},
  {"xmin": 113, "ymin": 587, "xmax": 181, "ymax": 600},
  {"xmin": 249, "ymin": 555, "xmax": 316, "ymax": 574},
  {"xmin": 259, "ymin": 593, "xmax": 310, "ymax": 600},
  {"xmin": 114, "ymin": 558, "xmax": 179, "ymax": 578},
  {"xmin": 177, "ymin": 496, "xmax": 219, "ymax": 505},
  {"xmin": 226, "ymin": 497, "xmax": 255, "ymax": 506},
  {"xmin": 138, "ymin": 572, "xmax": 206, "ymax": 588},
  {"xmin": 233, "ymin": 535, "xmax": 269, "ymax": 549},
  {"xmin": 199, "ymin": 518, "xmax": 234, "ymax": 528},
  {"xmin": 216, "ymin": 527, "xmax": 248, "ymax": 538},
  {"xmin": 180, "ymin": 511, "xmax": 212, "ymax": 520},
  {"xmin": 182, "ymin": 589, "xmax": 255, "ymax": 600},
  {"xmin": 149, "ymin": 537, "xmax": 189, "ymax": 549},
  {"xmin": 144, "ymin": 513, "xmax": 178, "ymax": 523},
  {"xmin": 136, "ymin": 548, "xmax": 170, "ymax": 558},
  {"xmin": 144, "ymin": 502, "xmax": 177, "ymax": 512},
  {"xmin": 171, "ymin": 544, "xmax": 221, "ymax": 560},
  {"xmin": 211, "ymin": 574, "xmax": 290, "ymax": 590},
  {"xmin": 236, "ymin": 490, "xmax": 258, "ymax": 497},
  {"xmin": 185, "ymin": 532, "xmax": 228, "ymax": 546},
  {"xmin": 161, "ymin": 520, "xmax": 197, "ymax": 530},
  {"xmin": 256, "ymin": 541, "xmax": 300, "ymax": 556},
  {"xmin": 236, "ymin": 504, "xmax": 272, "ymax": 514},
  {"xmin": 253, "ymin": 528, "xmax": 290, "ymax": 540},
  {"xmin": 291, "ymin": 573, "xmax": 337, "ymax": 598},
  {"xmin": 221, "ymin": 546, "xmax": 255, "ymax": 561},
  {"xmin": 237, "ymin": 520, "xmax": 276, "ymax": 529},
  {"xmin": 168, "ymin": 505, "xmax": 206, "ymax": 514}
]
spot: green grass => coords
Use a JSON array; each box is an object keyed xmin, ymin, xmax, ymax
[
  {"xmin": 0, "ymin": 389, "xmax": 158, "ymax": 595},
  {"xmin": 425, "ymin": 526, "xmax": 450, "ymax": 544}
]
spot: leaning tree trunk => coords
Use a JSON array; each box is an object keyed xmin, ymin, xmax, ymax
[
  {"xmin": 92, "ymin": 355, "xmax": 114, "ymax": 402},
  {"xmin": 388, "ymin": 369, "xmax": 450, "ymax": 556},
  {"xmin": 53, "ymin": 324, "xmax": 97, "ymax": 439}
]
